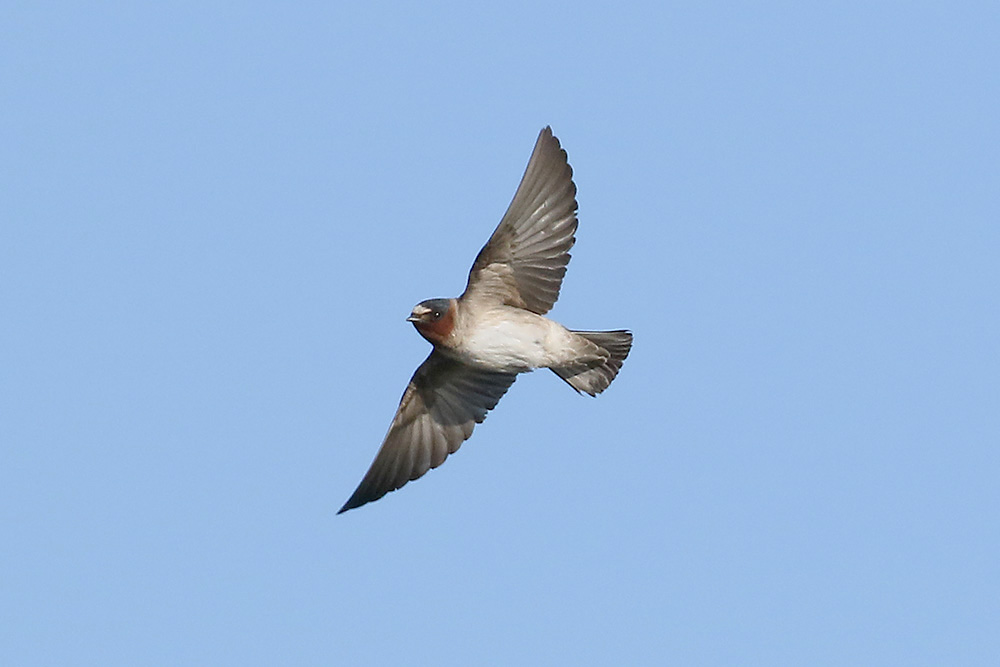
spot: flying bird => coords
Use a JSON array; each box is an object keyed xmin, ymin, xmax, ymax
[{"xmin": 339, "ymin": 127, "xmax": 632, "ymax": 513}]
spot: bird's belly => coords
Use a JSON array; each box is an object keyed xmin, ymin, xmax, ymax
[{"xmin": 456, "ymin": 314, "xmax": 571, "ymax": 373}]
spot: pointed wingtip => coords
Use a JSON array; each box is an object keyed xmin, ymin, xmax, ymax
[
  {"xmin": 337, "ymin": 492, "xmax": 360, "ymax": 514},
  {"xmin": 337, "ymin": 497, "xmax": 361, "ymax": 515},
  {"xmin": 538, "ymin": 125, "xmax": 559, "ymax": 147},
  {"xmin": 338, "ymin": 487, "xmax": 375, "ymax": 515}
]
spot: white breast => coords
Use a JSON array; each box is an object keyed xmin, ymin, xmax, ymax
[{"xmin": 454, "ymin": 307, "xmax": 583, "ymax": 373}]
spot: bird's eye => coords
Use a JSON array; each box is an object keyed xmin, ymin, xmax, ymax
[{"xmin": 432, "ymin": 311, "xmax": 442, "ymax": 320}]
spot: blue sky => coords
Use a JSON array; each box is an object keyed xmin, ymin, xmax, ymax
[{"xmin": 3, "ymin": 2, "xmax": 998, "ymax": 665}]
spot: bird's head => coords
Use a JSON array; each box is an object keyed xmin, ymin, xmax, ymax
[{"xmin": 407, "ymin": 298, "xmax": 456, "ymax": 344}]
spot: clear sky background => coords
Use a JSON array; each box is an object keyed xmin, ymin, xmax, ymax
[{"xmin": 3, "ymin": 2, "xmax": 998, "ymax": 665}]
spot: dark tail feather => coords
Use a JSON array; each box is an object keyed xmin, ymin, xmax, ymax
[{"xmin": 551, "ymin": 330, "xmax": 633, "ymax": 396}]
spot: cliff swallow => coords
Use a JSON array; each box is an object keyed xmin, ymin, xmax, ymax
[{"xmin": 338, "ymin": 127, "xmax": 632, "ymax": 513}]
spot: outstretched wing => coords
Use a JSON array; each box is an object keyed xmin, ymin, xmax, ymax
[
  {"xmin": 461, "ymin": 126, "xmax": 578, "ymax": 315},
  {"xmin": 338, "ymin": 352, "xmax": 517, "ymax": 513}
]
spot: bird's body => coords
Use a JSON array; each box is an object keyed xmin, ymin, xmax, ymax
[
  {"xmin": 430, "ymin": 303, "xmax": 593, "ymax": 373},
  {"xmin": 339, "ymin": 127, "xmax": 632, "ymax": 513}
]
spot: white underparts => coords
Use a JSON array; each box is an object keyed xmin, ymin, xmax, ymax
[{"xmin": 453, "ymin": 307, "xmax": 601, "ymax": 373}]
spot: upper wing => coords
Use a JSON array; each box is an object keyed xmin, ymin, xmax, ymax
[
  {"xmin": 338, "ymin": 352, "xmax": 517, "ymax": 513},
  {"xmin": 461, "ymin": 126, "xmax": 578, "ymax": 315}
]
